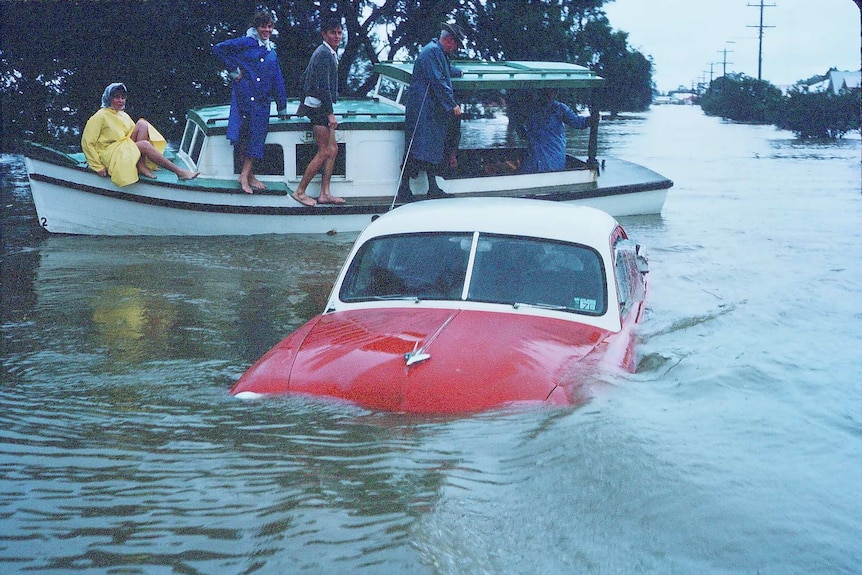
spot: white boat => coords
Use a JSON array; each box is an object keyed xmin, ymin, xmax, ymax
[{"xmin": 24, "ymin": 61, "xmax": 672, "ymax": 236}]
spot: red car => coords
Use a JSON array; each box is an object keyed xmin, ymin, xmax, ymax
[{"xmin": 231, "ymin": 198, "xmax": 649, "ymax": 413}]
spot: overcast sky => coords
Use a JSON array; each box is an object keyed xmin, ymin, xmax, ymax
[{"xmin": 603, "ymin": 0, "xmax": 861, "ymax": 92}]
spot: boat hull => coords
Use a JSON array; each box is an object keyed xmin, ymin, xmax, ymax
[
  {"xmin": 25, "ymin": 155, "xmax": 670, "ymax": 236},
  {"xmin": 230, "ymin": 307, "xmax": 627, "ymax": 413}
]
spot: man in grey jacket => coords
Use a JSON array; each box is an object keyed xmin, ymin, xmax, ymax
[{"xmin": 293, "ymin": 14, "xmax": 345, "ymax": 206}]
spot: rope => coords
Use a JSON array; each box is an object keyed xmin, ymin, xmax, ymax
[{"xmin": 389, "ymin": 83, "xmax": 430, "ymax": 211}]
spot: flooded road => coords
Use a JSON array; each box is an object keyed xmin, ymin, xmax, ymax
[{"xmin": 2, "ymin": 105, "xmax": 861, "ymax": 574}]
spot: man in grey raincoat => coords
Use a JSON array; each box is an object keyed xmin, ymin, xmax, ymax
[{"xmin": 395, "ymin": 22, "xmax": 466, "ymax": 203}]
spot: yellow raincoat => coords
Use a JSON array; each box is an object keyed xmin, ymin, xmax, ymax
[{"xmin": 81, "ymin": 107, "xmax": 167, "ymax": 187}]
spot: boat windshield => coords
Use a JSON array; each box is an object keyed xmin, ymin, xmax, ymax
[{"xmin": 339, "ymin": 232, "xmax": 606, "ymax": 316}]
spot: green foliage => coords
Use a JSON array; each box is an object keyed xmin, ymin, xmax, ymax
[
  {"xmin": 0, "ymin": 0, "xmax": 324, "ymax": 149},
  {"xmin": 700, "ymin": 74, "xmax": 784, "ymax": 124},
  {"xmin": 699, "ymin": 73, "xmax": 861, "ymax": 139},
  {"xmin": 572, "ymin": 17, "xmax": 653, "ymax": 114},
  {"xmin": 774, "ymin": 88, "xmax": 861, "ymax": 139},
  {"xmin": 0, "ymin": 0, "xmax": 655, "ymax": 150}
]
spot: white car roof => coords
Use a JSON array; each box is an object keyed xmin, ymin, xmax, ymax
[{"xmin": 360, "ymin": 198, "xmax": 619, "ymax": 247}]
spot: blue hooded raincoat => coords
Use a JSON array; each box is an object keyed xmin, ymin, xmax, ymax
[{"xmin": 213, "ymin": 29, "xmax": 287, "ymax": 160}]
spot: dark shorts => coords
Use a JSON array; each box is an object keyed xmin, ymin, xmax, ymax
[{"xmin": 305, "ymin": 106, "xmax": 329, "ymax": 128}]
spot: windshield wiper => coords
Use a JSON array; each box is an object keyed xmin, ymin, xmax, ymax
[
  {"xmin": 363, "ymin": 294, "xmax": 422, "ymax": 302},
  {"xmin": 513, "ymin": 301, "xmax": 572, "ymax": 312}
]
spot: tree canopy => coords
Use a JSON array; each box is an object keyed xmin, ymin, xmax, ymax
[
  {"xmin": 699, "ymin": 74, "xmax": 784, "ymax": 124},
  {"xmin": 0, "ymin": 0, "xmax": 653, "ymax": 150},
  {"xmin": 699, "ymin": 72, "xmax": 860, "ymax": 139}
]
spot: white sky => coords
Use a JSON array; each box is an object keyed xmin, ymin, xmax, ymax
[{"xmin": 603, "ymin": 0, "xmax": 861, "ymax": 92}]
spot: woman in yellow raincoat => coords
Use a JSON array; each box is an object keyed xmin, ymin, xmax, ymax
[{"xmin": 81, "ymin": 83, "xmax": 198, "ymax": 187}]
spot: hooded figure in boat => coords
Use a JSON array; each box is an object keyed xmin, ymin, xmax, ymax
[
  {"xmin": 80, "ymin": 83, "xmax": 168, "ymax": 187},
  {"xmin": 515, "ymin": 88, "xmax": 590, "ymax": 174}
]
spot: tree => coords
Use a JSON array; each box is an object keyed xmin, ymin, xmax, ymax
[
  {"xmin": 774, "ymin": 88, "xmax": 860, "ymax": 139},
  {"xmin": 572, "ymin": 16, "xmax": 653, "ymax": 115},
  {"xmin": 700, "ymin": 74, "xmax": 783, "ymax": 124},
  {"xmin": 1, "ymin": 0, "xmax": 654, "ymax": 150}
]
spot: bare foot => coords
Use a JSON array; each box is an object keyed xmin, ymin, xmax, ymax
[
  {"xmin": 138, "ymin": 166, "xmax": 156, "ymax": 179},
  {"xmin": 291, "ymin": 190, "xmax": 316, "ymax": 206},
  {"xmin": 317, "ymin": 193, "xmax": 346, "ymax": 205},
  {"xmin": 239, "ymin": 176, "xmax": 254, "ymax": 194},
  {"xmin": 249, "ymin": 177, "xmax": 267, "ymax": 190},
  {"xmin": 178, "ymin": 170, "xmax": 200, "ymax": 181}
]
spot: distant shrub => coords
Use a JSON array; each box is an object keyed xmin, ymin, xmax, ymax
[
  {"xmin": 774, "ymin": 89, "xmax": 861, "ymax": 139},
  {"xmin": 700, "ymin": 74, "xmax": 784, "ymax": 124}
]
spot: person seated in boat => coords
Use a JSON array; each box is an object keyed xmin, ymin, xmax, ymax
[
  {"xmin": 395, "ymin": 22, "xmax": 466, "ymax": 203},
  {"xmin": 81, "ymin": 83, "xmax": 199, "ymax": 187},
  {"xmin": 514, "ymin": 88, "xmax": 591, "ymax": 174},
  {"xmin": 212, "ymin": 7, "xmax": 288, "ymax": 194},
  {"xmin": 291, "ymin": 13, "xmax": 345, "ymax": 207}
]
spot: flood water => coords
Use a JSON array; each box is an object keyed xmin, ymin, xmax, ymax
[{"xmin": 1, "ymin": 105, "xmax": 860, "ymax": 574}]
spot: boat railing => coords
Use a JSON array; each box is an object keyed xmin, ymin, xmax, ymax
[{"xmin": 199, "ymin": 110, "xmax": 406, "ymax": 126}]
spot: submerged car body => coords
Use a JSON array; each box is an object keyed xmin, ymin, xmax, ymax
[{"xmin": 231, "ymin": 198, "xmax": 649, "ymax": 413}]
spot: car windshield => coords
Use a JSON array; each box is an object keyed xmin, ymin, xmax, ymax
[{"xmin": 339, "ymin": 232, "xmax": 606, "ymax": 315}]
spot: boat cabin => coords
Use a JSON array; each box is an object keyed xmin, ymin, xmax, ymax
[{"xmin": 176, "ymin": 61, "xmax": 605, "ymax": 199}]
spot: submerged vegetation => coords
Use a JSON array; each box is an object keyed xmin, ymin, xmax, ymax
[
  {"xmin": 699, "ymin": 73, "xmax": 860, "ymax": 139},
  {"xmin": 774, "ymin": 88, "xmax": 860, "ymax": 139}
]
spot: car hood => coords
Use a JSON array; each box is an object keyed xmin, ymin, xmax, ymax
[{"xmin": 232, "ymin": 307, "xmax": 612, "ymax": 413}]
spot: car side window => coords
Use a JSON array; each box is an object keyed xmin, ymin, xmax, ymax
[{"xmin": 614, "ymin": 239, "xmax": 645, "ymax": 313}]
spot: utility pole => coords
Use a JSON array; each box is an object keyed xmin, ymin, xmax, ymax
[
  {"xmin": 718, "ymin": 41, "xmax": 735, "ymax": 77},
  {"xmin": 706, "ymin": 62, "xmax": 717, "ymax": 84},
  {"xmin": 747, "ymin": 0, "xmax": 775, "ymax": 80}
]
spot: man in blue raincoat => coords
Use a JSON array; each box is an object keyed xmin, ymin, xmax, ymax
[{"xmin": 395, "ymin": 22, "xmax": 466, "ymax": 203}]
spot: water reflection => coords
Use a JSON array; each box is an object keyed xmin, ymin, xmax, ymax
[{"xmin": 90, "ymin": 286, "xmax": 177, "ymax": 364}]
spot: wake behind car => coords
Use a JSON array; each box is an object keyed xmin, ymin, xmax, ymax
[{"xmin": 230, "ymin": 197, "xmax": 649, "ymax": 413}]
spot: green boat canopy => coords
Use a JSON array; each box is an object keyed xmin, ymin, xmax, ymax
[{"xmin": 373, "ymin": 60, "xmax": 604, "ymax": 90}]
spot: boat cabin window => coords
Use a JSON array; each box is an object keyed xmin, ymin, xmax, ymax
[
  {"xmin": 234, "ymin": 144, "xmax": 284, "ymax": 175},
  {"xmin": 296, "ymin": 143, "xmax": 346, "ymax": 178},
  {"xmin": 374, "ymin": 75, "xmax": 405, "ymax": 106},
  {"xmin": 180, "ymin": 121, "xmax": 205, "ymax": 166},
  {"xmin": 180, "ymin": 123, "xmax": 195, "ymax": 154},
  {"xmin": 191, "ymin": 132, "xmax": 204, "ymax": 165},
  {"xmin": 339, "ymin": 232, "xmax": 606, "ymax": 316}
]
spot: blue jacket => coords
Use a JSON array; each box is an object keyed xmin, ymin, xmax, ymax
[
  {"xmin": 300, "ymin": 43, "xmax": 338, "ymax": 114},
  {"xmin": 404, "ymin": 39, "xmax": 462, "ymax": 165},
  {"xmin": 520, "ymin": 100, "xmax": 589, "ymax": 173},
  {"xmin": 212, "ymin": 33, "xmax": 287, "ymax": 159}
]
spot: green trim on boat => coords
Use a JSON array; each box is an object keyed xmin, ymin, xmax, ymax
[{"xmin": 374, "ymin": 60, "xmax": 604, "ymax": 90}]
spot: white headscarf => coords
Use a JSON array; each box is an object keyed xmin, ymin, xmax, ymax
[
  {"xmin": 101, "ymin": 83, "xmax": 128, "ymax": 108},
  {"xmin": 246, "ymin": 26, "xmax": 278, "ymax": 51}
]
